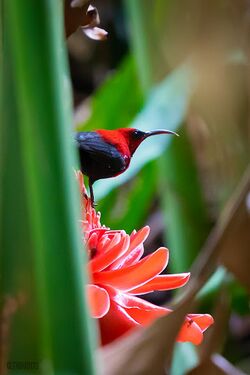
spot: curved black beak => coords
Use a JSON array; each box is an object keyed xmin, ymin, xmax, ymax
[{"xmin": 144, "ymin": 129, "xmax": 179, "ymax": 139}]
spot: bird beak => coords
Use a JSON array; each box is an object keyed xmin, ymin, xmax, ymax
[{"xmin": 144, "ymin": 129, "xmax": 179, "ymax": 138}]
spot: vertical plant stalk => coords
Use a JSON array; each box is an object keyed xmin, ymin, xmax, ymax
[
  {"xmin": 125, "ymin": 0, "xmax": 210, "ymax": 272},
  {"xmin": 159, "ymin": 130, "xmax": 210, "ymax": 272},
  {"xmin": 2, "ymin": 1, "xmax": 95, "ymax": 373}
]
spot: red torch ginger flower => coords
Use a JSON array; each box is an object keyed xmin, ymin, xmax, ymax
[{"xmin": 76, "ymin": 171, "xmax": 214, "ymax": 346}]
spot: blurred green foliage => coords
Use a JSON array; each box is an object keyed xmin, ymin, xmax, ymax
[
  {"xmin": 75, "ymin": 0, "xmax": 249, "ymax": 372},
  {"xmin": 81, "ymin": 56, "xmax": 143, "ymax": 132},
  {"xmin": 1, "ymin": 0, "xmax": 249, "ymax": 373},
  {"xmin": 160, "ymin": 129, "xmax": 211, "ymax": 272},
  {"xmin": 77, "ymin": 57, "xmax": 196, "ymax": 239}
]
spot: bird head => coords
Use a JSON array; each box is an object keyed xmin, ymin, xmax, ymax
[{"xmin": 117, "ymin": 128, "xmax": 178, "ymax": 156}]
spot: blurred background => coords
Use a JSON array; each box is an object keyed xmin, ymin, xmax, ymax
[
  {"xmin": 2, "ymin": 1, "xmax": 250, "ymax": 374},
  {"xmin": 66, "ymin": 0, "xmax": 250, "ymax": 372}
]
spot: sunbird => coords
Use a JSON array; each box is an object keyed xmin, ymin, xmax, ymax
[{"xmin": 75, "ymin": 128, "xmax": 178, "ymax": 204}]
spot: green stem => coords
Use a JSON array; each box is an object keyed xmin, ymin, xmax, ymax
[
  {"xmin": 1, "ymin": 1, "xmax": 95, "ymax": 373},
  {"xmin": 126, "ymin": 0, "xmax": 210, "ymax": 272}
]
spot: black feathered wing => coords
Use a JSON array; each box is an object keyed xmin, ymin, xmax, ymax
[{"xmin": 75, "ymin": 132, "xmax": 127, "ymax": 182}]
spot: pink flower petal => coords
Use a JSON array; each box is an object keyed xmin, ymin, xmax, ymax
[
  {"xmin": 125, "ymin": 307, "xmax": 167, "ymax": 326},
  {"xmin": 111, "ymin": 226, "xmax": 150, "ymax": 269},
  {"xmin": 129, "ymin": 273, "xmax": 190, "ymax": 295},
  {"xmin": 99, "ymin": 300, "xmax": 139, "ymax": 345},
  {"xmin": 110, "ymin": 290, "xmax": 167, "ymax": 311},
  {"xmin": 177, "ymin": 318, "xmax": 203, "ymax": 345},
  {"xmin": 110, "ymin": 290, "xmax": 169, "ymax": 326},
  {"xmin": 88, "ymin": 228, "xmax": 108, "ymax": 238},
  {"xmin": 101, "ymin": 232, "xmax": 122, "ymax": 252},
  {"xmin": 89, "ymin": 234, "xmax": 129, "ymax": 272},
  {"xmin": 129, "ymin": 226, "xmax": 150, "ymax": 253},
  {"xmin": 76, "ymin": 170, "xmax": 87, "ymax": 195},
  {"xmin": 113, "ymin": 245, "xmax": 144, "ymax": 270},
  {"xmin": 96, "ymin": 235, "xmax": 111, "ymax": 251},
  {"xmin": 93, "ymin": 248, "xmax": 169, "ymax": 291},
  {"xmin": 87, "ymin": 232, "xmax": 98, "ymax": 250},
  {"xmin": 107, "ymin": 287, "xmax": 213, "ymax": 345},
  {"xmin": 187, "ymin": 314, "xmax": 214, "ymax": 331},
  {"xmin": 86, "ymin": 284, "xmax": 110, "ymax": 318}
]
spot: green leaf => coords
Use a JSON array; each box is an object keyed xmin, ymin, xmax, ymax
[
  {"xmin": 197, "ymin": 267, "xmax": 227, "ymax": 301},
  {"xmin": 78, "ymin": 55, "xmax": 143, "ymax": 131},
  {"xmin": 94, "ymin": 63, "xmax": 194, "ymax": 200},
  {"xmin": 230, "ymin": 280, "xmax": 249, "ymax": 316},
  {"xmin": 125, "ymin": 0, "xmax": 211, "ymax": 274},
  {"xmin": 171, "ymin": 343, "xmax": 198, "ymax": 375},
  {"xmin": 159, "ymin": 128, "xmax": 211, "ymax": 272},
  {"xmin": 98, "ymin": 161, "xmax": 157, "ymax": 233},
  {"xmin": 197, "ymin": 269, "xmax": 250, "ymax": 316},
  {"xmin": 1, "ymin": 1, "xmax": 95, "ymax": 373}
]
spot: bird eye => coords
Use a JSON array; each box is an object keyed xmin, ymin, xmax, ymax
[{"xmin": 133, "ymin": 130, "xmax": 144, "ymax": 139}]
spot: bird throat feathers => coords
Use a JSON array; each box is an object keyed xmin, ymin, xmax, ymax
[{"xmin": 97, "ymin": 128, "xmax": 144, "ymax": 158}]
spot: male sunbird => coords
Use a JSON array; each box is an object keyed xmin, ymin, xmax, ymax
[{"xmin": 75, "ymin": 128, "xmax": 178, "ymax": 204}]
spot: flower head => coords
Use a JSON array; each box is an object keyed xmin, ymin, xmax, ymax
[{"xmin": 76, "ymin": 171, "xmax": 213, "ymax": 346}]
